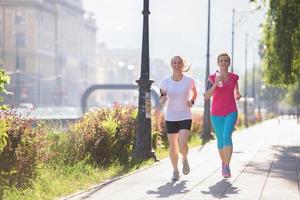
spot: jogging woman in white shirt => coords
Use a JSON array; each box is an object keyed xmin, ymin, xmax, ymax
[{"xmin": 160, "ymin": 56, "xmax": 197, "ymax": 181}]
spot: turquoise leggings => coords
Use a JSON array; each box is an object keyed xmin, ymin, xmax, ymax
[{"xmin": 211, "ymin": 112, "xmax": 238, "ymax": 149}]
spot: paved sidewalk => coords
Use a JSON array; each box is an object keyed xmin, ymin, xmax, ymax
[{"xmin": 64, "ymin": 118, "xmax": 300, "ymax": 200}]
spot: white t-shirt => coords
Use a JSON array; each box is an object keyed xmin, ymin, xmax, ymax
[{"xmin": 160, "ymin": 75, "xmax": 195, "ymax": 121}]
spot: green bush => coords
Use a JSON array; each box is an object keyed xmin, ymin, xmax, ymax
[
  {"xmin": 36, "ymin": 124, "xmax": 75, "ymax": 166},
  {"xmin": 152, "ymin": 109, "xmax": 168, "ymax": 149},
  {"xmin": 0, "ymin": 119, "xmax": 8, "ymax": 153},
  {"xmin": 110, "ymin": 106, "xmax": 137, "ymax": 164},
  {"xmin": 191, "ymin": 111, "xmax": 203, "ymax": 134},
  {"xmin": 0, "ymin": 68, "xmax": 10, "ymax": 110},
  {"xmin": 0, "ymin": 68, "xmax": 9, "ymax": 154},
  {"xmin": 0, "ymin": 110, "xmax": 42, "ymax": 198},
  {"xmin": 68, "ymin": 105, "xmax": 137, "ymax": 167}
]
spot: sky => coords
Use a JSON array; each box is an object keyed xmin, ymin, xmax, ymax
[{"xmin": 82, "ymin": 0, "xmax": 266, "ymax": 86}]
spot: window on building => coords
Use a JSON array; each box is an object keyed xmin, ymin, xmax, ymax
[
  {"xmin": 15, "ymin": 32, "xmax": 26, "ymax": 47},
  {"xmin": 15, "ymin": 11, "xmax": 26, "ymax": 25},
  {"xmin": 17, "ymin": 56, "xmax": 26, "ymax": 71},
  {"xmin": 0, "ymin": 31, "xmax": 3, "ymax": 48},
  {"xmin": 0, "ymin": 18, "xmax": 2, "ymax": 48}
]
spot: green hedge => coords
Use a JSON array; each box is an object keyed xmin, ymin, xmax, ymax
[
  {"xmin": 0, "ymin": 110, "xmax": 42, "ymax": 197},
  {"xmin": 0, "ymin": 105, "xmax": 206, "ymax": 198},
  {"xmin": 68, "ymin": 105, "xmax": 138, "ymax": 167}
]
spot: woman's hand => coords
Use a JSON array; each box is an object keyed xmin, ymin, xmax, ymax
[
  {"xmin": 234, "ymin": 82, "xmax": 241, "ymax": 101},
  {"xmin": 235, "ymin": 91, "xmax": 241, "ymax": 101},
  {"xmin": 160, "ymin": 89, "xmax": 167, "ymax": 104},
  {"xmin": 186, "ymin": 100, "xmax": 194, "ymax": 108},
  {"xmin": 160, "ymin": 96, "xmax": 167, "ymax": 104},
  {"xmin": 215, "ymin": 72, "xmax": 222, "ymax": 85}
]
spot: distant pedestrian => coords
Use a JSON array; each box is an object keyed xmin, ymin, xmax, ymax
[
  {"xmin": 204, "ymin": 52, "xmax": 241, "ymax": 178},
  {"xmin": 160, "ymin": 56, "xmax": 197, "ymax": 181}
]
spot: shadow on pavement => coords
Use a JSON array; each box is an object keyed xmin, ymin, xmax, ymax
[
  {"xmin": 201, "ymin": 179, "xmax": 239, "ymax": 198},
  {"xmin": 250, "ymin": 145, "xmax": 300, "ymax": 185},
  {"xmin": 147, "ymin": 180, "xmax": 189, "ymax": 198}
]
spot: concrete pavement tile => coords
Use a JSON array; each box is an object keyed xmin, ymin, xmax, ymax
[
  {"xmin": 64, "ymin": 119, "xmax": 300, "ymax": 200},
  {"xmin": 261, "ymin": 174, "xmax": 299, "ymax": 200}
]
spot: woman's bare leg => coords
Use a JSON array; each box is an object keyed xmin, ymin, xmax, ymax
[{"xmin": 167, "ymin": 133, "xmax": 179, "ymax": 171}]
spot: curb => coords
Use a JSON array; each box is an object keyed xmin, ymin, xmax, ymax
[{"xmin": 60, "ymin": 156, "xmax": 170, "ymax": 200}]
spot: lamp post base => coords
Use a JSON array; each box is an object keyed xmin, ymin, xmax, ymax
[
  {"xmin": 134, "ymin": 150, "xmax": 158, "ymax": 162},
  {"xmin": 134, "ymin": 79, "xmax": 158, "ymax": 162},
  {"xmin": 201, "ymin": 132, "xmax": 214, "ymax": 145}
]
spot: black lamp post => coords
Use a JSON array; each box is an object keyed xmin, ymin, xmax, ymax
[
  {"xmin": 134, "ymin": 0, "xmax": 156, "ymax": 160},
  {"xmin": 202, "ymin": 0, "xmax": 213, "ymax": 142}
]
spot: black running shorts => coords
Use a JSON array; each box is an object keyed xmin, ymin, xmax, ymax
[{"xmin": 165, "ymin": 119, "xmax": 192, "ymax": 134}]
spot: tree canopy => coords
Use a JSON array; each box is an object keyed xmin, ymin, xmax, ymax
[
  {"xmin": 262, "ymin": 0, "xmax": 300, "ymax": 87},
  {"xmin": 0, "ymin": 68, "xmax": 10, "ymax": 110}
]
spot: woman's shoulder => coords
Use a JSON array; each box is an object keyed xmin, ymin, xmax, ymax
[
  {"xmin": 183, "ymin": 75, "xmax": 196, "ymax": 84},
  {"xmin": 161, "ymin": 76, "xmax": 172, "ymax": 86},
  {"xmin": 162, "ymin": 76, "xmax": 171, "ymax": 82},
  {"xmin": 183, "ymin": 74, "xmax": 194, "ymax": 80},
  {"xmin": 229, "ymin": 72, "xmax": 239, "ymax": 76},
  {"xmin": 229, "ymin": 72, "xmax": 239, "ymax": 80}
]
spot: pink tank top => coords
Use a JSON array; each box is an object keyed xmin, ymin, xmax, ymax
[{"xmin": 208, "ymin": 72, "xmax": 239, "ymax": 116}]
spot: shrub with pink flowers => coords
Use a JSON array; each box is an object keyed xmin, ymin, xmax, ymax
[
  {"xmin": 68, "ymin": 105, "xmax": 138, "ymax": 167},
  {"xmin": 0, "ymin": 110, "xmax": 42, "ymax": 196}
]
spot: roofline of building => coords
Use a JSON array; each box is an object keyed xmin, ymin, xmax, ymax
[
  {"xmin": 0, "ymin": 0, "xmax": 43, "ymax": 7},
  {"xmin": 84, "ymin": 20, "xmax": 97, "ymax": 31},
  {"xmin": 47, "ymin": 0, "xmax": 85, "ymax": 14},
  {"xmin": 0, "ymin": 0, "xmax": 85, "ymax": 15}
]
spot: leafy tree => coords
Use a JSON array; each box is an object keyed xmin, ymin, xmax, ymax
[
  {"xmin": 0, "ymin": 67, "xmax": 10, "ymax": 152},
  {"xmin": 285, "ymin": 80, "xmax": 300, "ymax": 122},
  {"xmin": 285, "ymin": 81, "xmax": 300, "ymax": 106},
  {"xmin": 0, "ymin": 68, "xmax": 10, "ymax": 110},
  {"xmin": 261, "ymin": 0, "xmax": 300, "ymax": 86},
  {"xmin": 254, "ymin": 0, "xmax": 300, "ymax": 115},
  {"xmin": 0, "ymin": 68, "xmax": 9, "ymax": 153},
  {"xmin": 260, "ymin": 86, "xmax": 286, "ymax": 113}
]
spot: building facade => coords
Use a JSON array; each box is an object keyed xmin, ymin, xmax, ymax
[{"xmin": 0, "ymin": 0, "xmax": 97, "ymax": 107}]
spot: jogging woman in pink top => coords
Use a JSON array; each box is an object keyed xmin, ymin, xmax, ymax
[{"xmin": 204, "ymin": 52, "xmax": 241, "ymax": 178}]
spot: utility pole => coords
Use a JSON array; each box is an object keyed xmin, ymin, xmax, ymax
[
  {"xmin": 231, "ymin": 9, "xmax": 235, "ymax": 72},
  {"xmin": 252, "ymin": 49, "xmax": 255, "ymax": 99},
  {"xmin": 244, "ymin": 33, "xmax": 248, "ymax": 127},
  {"xmin": 15, "ymin": 44, "xmax": 20, "ymax": 106}
]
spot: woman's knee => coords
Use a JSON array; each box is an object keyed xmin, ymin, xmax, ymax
[
  {"xmin": 178, "ymin": 141, "xmax": 188, "ymax": 151},
  {"xmin": 223, "ymin": 129, "xmax": 233, "ymax": 146},
  {"xmin": 217, "ymin": 140, "xmax": 224, "ymax": 149},
  {"xmin": 178, "ymin": 129, "xmax": 190, "ymax": 142},
  {"xmin": 223, "ymin": 137, "xmax": 233, "ymax": 146},
  {"xmin": 169, "ymin": 143, "xmax": 178, "ymax": 152}
]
